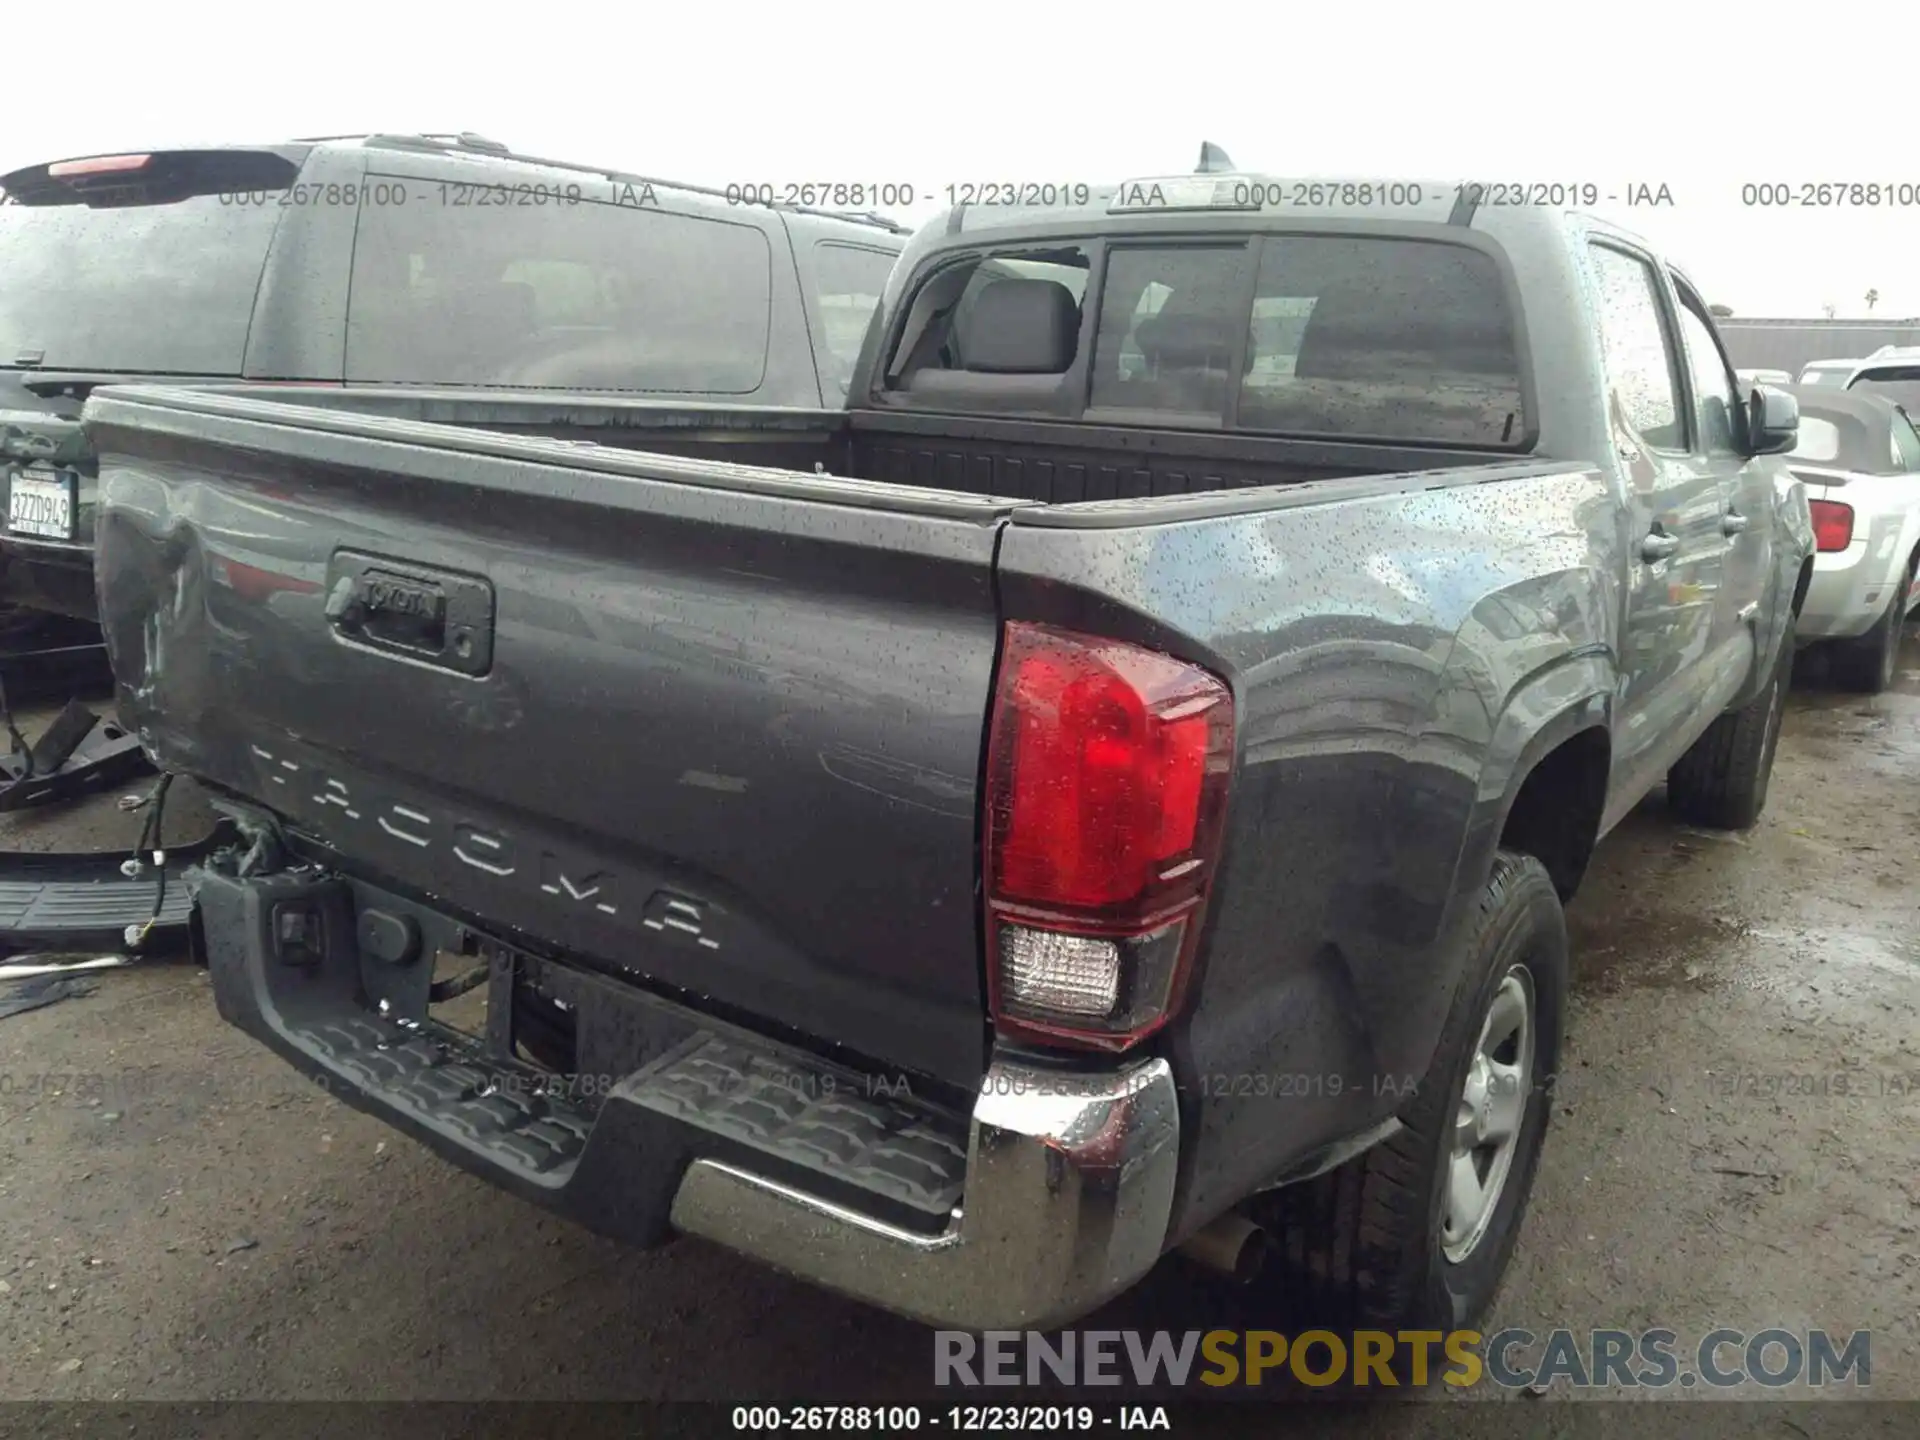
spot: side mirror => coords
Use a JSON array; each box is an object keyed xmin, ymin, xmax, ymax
[{"xmin": 1747, "ymin": 385, "xmax": 1799, "ymax": 456}]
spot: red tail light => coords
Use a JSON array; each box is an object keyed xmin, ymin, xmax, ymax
[
  {"xmin": 982, "ymin": 621, "xmax": 1234, "ymax": 1051},
  {"xmin": 47, "ymin": 154, "xmax": 152, "ymax": 178},
  {"xmin": 217, "ymin": 556, "xmax": 321, "ymax": 603},
  {"xmin": 1810, "ymin": 499, "xmax": 1854, "ymax": 553}
]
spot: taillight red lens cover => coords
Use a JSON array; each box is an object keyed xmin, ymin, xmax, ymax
[
  {"xmin": 1809, "ymin": 499, "xmax": 1854, "ymax": 553},
  {"xmin": 983, "ymin": 621, "xmax": 1235, "ymax": 1051}
]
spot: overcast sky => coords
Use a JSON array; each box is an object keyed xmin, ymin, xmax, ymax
[{"xmin": 7, "ymin": 1, "xmax": 1914, "ymax": 321}]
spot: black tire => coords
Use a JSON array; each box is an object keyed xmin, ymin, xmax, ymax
[
  {"xmin": 1828, "ymin": 568, "xmax": 1910, "ymax": 694},
  {"xmin": 1245, "ymin": 850, "xmax": 1567, "ymax": 1333},
  {"xmin": 1665, "ymin": 636, "xmax": 1791, "ymax": 829}
]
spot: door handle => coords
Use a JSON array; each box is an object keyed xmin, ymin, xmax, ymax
[
  {"xmin": 1723, "ymin": 510, "xmax": 1749, "ymax": 535},
  {"xmin": 1641, "ymin": 530, "xmax": 1681, "ymax": 563}
]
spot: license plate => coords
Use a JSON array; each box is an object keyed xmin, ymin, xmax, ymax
[{"xmin": 7, "ymin": 470, "xmax": 75, "ymax": 540}]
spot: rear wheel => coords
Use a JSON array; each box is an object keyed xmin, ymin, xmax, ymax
[
  {"xmin": 1243, "ymin": 851, "xmax": 1567, "ymax": 1333},
  {"xmin": 1666, "ymin": 636, "xmax": 1791, "ymax": 829},
  {"xmin": 1829, "ymin": 565, "xmax": 1911, "ymax": 694}
]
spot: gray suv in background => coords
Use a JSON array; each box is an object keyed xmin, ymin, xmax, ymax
[{"xmin": 0, "ymin": 133, "xmax": 904, "ymax": 621}]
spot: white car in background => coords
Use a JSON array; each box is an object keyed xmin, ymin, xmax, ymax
[
  {"xmin": 1784, "ymin": 384, "xmax": 1920, "ymax": 691},
  {"xmin": 1738, "ymin": 368, "xmax": 1794, "ymax": 388},
  {"xmin": 1798, "ymin": 348, "xmax": 1920, "ymax": 407}
]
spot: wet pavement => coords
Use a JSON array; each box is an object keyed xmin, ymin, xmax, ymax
[{"xmin": 3, "ymin": 634, "xmax": 1919, "ymax": 1429}]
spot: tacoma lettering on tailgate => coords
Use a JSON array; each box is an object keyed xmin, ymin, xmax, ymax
[{"xmin": 245, "ymin": 741, "xmax": 720, "ymax": 954}]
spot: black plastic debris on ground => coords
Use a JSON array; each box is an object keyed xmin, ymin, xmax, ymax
[
  {"xmin": 0, "ymin": 828, "xmax": 232, "ymax": 956},
  {"xmin": 0, "ymin": 972, "xmax": 99, "ymax": 1021}
]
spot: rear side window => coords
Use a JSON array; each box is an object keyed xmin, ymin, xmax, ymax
[
  {"xmin": 1849, "ymin": 375, "xmax": 1920, "ymax": 415},
  {"xmin": 1237, "ymin": 237, "xmax": 1524, "ymax": 446},
  {"xmin": 1895, "ymin": 415, "xmax": 1920, "ymax": 471},
  {"xmin": 810, "ymin": 243, "xmax": 896, "ymax": 402},
  {"xmin": 1788, "ymin": 417, "xmax": 1843, "ymax": 463},
  {"xmin": 1587, "ymin": 244, "xmax": 1685, "ymax": 450},
  {"xmin": 0, "ymin": 151, "xmax": 297, "ymax": 375},
  {"xmin": 346, "ymin": 187, "xmax": 773, "ymax": 392}
]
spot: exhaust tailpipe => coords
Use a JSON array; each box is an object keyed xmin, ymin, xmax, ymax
[{"xmin": 1176, "ymin": 1212, "xmax": 1267, "ymax": 1284}]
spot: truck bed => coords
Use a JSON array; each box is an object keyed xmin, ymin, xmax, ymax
[
  {"xmin": 83, "ymin": 381, "xmax": 1581, "ymax": 1101},
  {"xmin": 147, "ymin": 382, "xmax": 1526, "ymax": 504}
]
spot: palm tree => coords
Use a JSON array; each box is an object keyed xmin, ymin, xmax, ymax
[{"xmin": 1865, "ymin": 288, "xmax": 1879, "ymax": 313}]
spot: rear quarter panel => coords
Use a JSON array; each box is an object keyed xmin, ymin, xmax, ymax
[{"xmin": 996, "ymin": 462, "xmax": 1621, "ymax": 1231}]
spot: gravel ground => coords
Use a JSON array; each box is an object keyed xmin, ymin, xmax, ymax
[{"xmin": 3, "ymin": 637, "xmax": 1919, "ymax": 1435}]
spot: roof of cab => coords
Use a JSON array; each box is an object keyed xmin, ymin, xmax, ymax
[{"xmin": 897, "ymin": 169, "xmax": 1637, "ymax": 280}]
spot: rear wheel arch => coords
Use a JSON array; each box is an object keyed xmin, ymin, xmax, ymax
[
  {"xmin": 1495, "ymin": 725, "xmax": 1611, "ymax": 903},
  {"xmin": 1471, "ymin": 654, "xmax": 1615, "ymax": 905}
]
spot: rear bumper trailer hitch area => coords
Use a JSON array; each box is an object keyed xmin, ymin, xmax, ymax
[{"xmin": 195, "ymin": 863, "xmax": 1182, "ymax": 1332}]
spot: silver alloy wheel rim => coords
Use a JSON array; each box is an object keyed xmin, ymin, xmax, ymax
[{"xmin": 1442, "ymin": 968, "xmax": 1533, "ymax": 1264}]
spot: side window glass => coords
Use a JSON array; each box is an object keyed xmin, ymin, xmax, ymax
[
  {"xmin": 1893, "ymin": 414, "xmax": 1920, "ymax": 471},
  {"xmin": 1090, "ymin": 246, "xmax": 1250, "ymax": 420},
  {"xmin": 1675, "ymin": 301, "xmax": 1741, "ymax": 456},
  {"xmin": 810, "ymin": 243, "xmax": 897, "ymax": 404},
  {"xmin": 1587, "ymin": 245, "xmax": 1685, "ymax": 450},
  {"xmin": 347, "ymin": 183, "xmax": 773, "ymax": 393}
]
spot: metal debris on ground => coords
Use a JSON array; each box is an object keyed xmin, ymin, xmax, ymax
[{"xmin": 0, "ymin": 696, "xmax": 153, "ymax": 811}]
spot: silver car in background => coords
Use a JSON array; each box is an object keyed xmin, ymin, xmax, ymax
[{"xmin": 1784, "ymin": 385, "xmax": 1920, "ymax": 691}]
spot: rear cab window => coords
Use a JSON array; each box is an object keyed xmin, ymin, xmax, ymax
[
  {"xmin": 1235, "ymin": 237, "xmax": 1523, "ymax": 446},
  {"xmin": 0, "ymin": 149, "xmax": 302, "ymax": 377},
  {"xmin": 881, "ymin": 247, "xmax": 1092, "ymax": 416},
  {"xmin": 345, "ymin": 166, "xmax": 775, "ymax": 392},
  {"xmin": 1091, "ymin": 246, "xmax": 1247, "ymax": 425},
  {"xmin": 880, "ymin": 228, "xmax": 1527, "ymax": 447}
]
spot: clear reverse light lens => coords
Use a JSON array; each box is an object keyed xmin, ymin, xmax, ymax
[{"xmin": 999, "ymin": 928, "xmax": 1121, "ymax": 1018}]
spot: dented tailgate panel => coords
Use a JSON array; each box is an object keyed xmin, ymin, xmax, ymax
[{"xmin": 87, "ymin": 388, "xmax": 1011, "ymax": 1089}]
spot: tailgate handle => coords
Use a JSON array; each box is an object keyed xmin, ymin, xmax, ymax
[{"xmin": 325, "ymin": 552, "xmax": 495, "ymax": 676}]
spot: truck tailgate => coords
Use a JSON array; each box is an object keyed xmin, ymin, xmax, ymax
[{"xmin": 86, "ymin": 386, "xmax": 1023, "ymax": 1089}]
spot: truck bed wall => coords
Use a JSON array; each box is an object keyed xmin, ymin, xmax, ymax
[{"xmin": 167, "ymin": 385, "xmax": 1514, "ymax": 501}]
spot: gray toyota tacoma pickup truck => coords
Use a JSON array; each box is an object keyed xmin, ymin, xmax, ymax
[{"xmin": 81, "ymin": 170, "xmax": 1813, "ymax": 1335}]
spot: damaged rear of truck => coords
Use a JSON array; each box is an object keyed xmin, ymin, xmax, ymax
[{"xmin": 83, "ymin": 187, "xmax": 1808, "ymax": 1334}]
